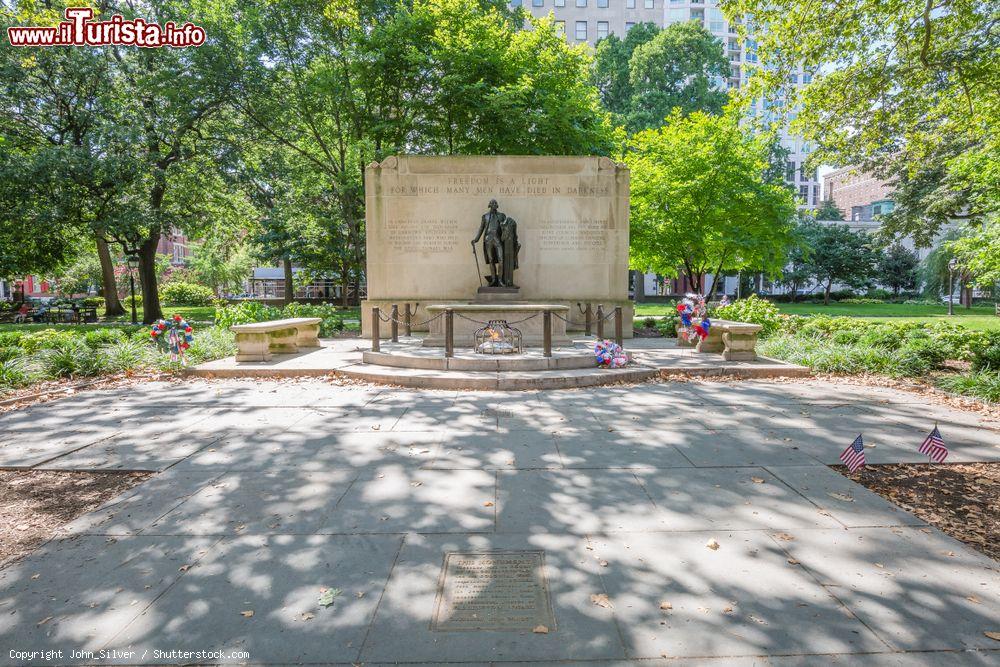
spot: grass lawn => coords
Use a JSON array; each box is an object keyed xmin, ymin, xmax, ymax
[{"xmin": 634, "ymin": 301, "xmax": 1000, "ymax": 330}]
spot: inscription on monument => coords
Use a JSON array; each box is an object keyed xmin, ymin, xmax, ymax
[
  {"xmin": 539, "ymin": 219, "xmax": 609, "ymax": 250},
  {"xmin": 432, "ymin": 551, "xmax": 555, "ymax": 632},
  {"xmin": 385, "ymin": 218, "xmax": 458, "ymax": 253}
]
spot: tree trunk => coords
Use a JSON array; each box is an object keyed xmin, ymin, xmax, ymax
[
  {"xmin": 137, "ymin": 233, "xmax": 162, "ymax": 324},
  {"xmin": 340, "ymin": 259, "xmax": 349, "ymax": 308},
  {"xmin": 633, "ymin": 270, "xmax": 645, "ymax": 303},
  {"xmin": 824, "ymin": 280, "xmax": 833, "ymax": 305},
  {"xmin": 282, "ymin": 257, "xmax": 294, "ymax": 306},
  {"xmin": 96, "ymin": 236, "xmax": 125, "ymax": 317}
]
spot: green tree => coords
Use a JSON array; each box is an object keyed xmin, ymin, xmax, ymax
[
  {"xmin": 801, "ymin": 224, "xmax": 877, "ymax": 304},
  {"xmin": 814, "ymin": 199, "xmax": 845, "ymax": 221},
  {"xmin": 877, "ymin": 243, "xmax": 919, "ymax": 295},
  {"xmin": 626, "ymin": 21, "xmax": 730, "ymax": 133},
  {"xmin": 592, "ymin": 22, "xmax": 660, "ymax": 118},
  {"xmin": 721, "ymin": 0, "xmax": 999, "ymax": 241},
  {"xmin": 626, "ymin": 110, "xmax": 797, "ymax": 299}
]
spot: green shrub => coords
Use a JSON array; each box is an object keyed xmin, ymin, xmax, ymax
[
  {"xmin": 839, "ymin": 297, "xmax": 887, "ymax": 304},
  {"xmin": 0, "ymin": 346, "xmax": 24, "ymax": 363},
  {"xmin": 969, "ymin": 330, "xmax": 1000, "ymax": 371},
  {"xmin": 81, "ymin": 296, "xmax": 105, "ymax": 308},
  {"xmin": 642, "ymin": 316, "xmax": 657, "ymax": 329},
  {"xmin": 160, "ymin": 281, "xmax": 216, "ymax": 306},
  {"xmin": 857, "ymin": 325, "xmax": 907, "ymax": 349},
  {"xmin": 183, "ymin": 326, "xmax": 237, "ymax": 365},
  {"xmin": 936, "ymin": 371, "xmax": 1000, "ymax": 403},
  {"xmin": 41, "ymin": 341, "xmax": 106, "ymax": 378},
  {"xmin": 215, "ymin": 301, "xmax": 345, "ymax": 337},
  {"xmin": 84, "ymin": 328, "xmax": 126, "ymax": 349},
  {"xmin": 0, "ymin": 331, "xmax": 25, "ymax": 348},
  {"xmin": 102, "ymin": 339, "xmax": 154, "ymax": 373},
  {"xmin": 0, "ymin": 357, "xmax": 32, "ymax": 390},
  {"xmin": 714, "ymin": 295, "xmax": 782, "ymax": 337},
  {"xmin": 20, "ymin": 329, "xmax": 79, "ymax": 354},
  {"xmin": 831, "ymin": 329, "xmax": 862, "ymax": 345}
]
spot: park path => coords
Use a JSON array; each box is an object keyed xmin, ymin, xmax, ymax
[{"xmin": 0, "ymin": 379, "xmax": 998, "ymax": 665}]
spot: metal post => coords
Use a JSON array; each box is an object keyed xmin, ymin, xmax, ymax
[
  {"xmin": 585, "ymin": 303, "xmax": 593, "ymax": 336},
  {"xmin": 445, "ymin": 309, "xmax": 454, "ymax": 358},
  {"xmin": 614, "ymin": 306, "xmax": 623, "ymax": 347},
  {"xmin": 543, "ymin": 309, "xmax": 552, "ymax": 357},
  {"xmin": 371, "ymin": 307, "xmax": 380, "ymax": 352},
  {"xmin": 596, "ymin": 305, "xmax": 605, "ymax": 340},
  {"xmin": 128, "ymin": 272, "xmax": 137, "ymax": 325},
  {"xmin": 948, "ymin": 267, "xmax": 955, "ymax": 316},
  {"xmin": 390, "ymin": 304, "xmax": 399, "ymax": 342},
  {"xmin": 404, "ymin": 303, "xmax": 412, "ymax": 337}
]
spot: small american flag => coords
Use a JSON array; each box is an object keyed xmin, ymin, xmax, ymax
[
  {"xmin": 840, "ymin": 434, "xmax": 866, "ymax": 472},
  {"xmin": 919, "ymin": 425, "xmax": 949, "ymax": 463}
]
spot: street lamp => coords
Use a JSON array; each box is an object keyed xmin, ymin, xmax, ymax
[
  {"xmin": 947, "ymin": 258, "xmax": 958, "ymax": 317},
  {"xmin": 126, "ymin": 253, "xmax": 139, "ymax": 324}
]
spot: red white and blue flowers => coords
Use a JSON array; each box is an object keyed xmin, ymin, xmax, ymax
[
  {"xmin": 150, "ymin": 314, "xmax": 194, "ymax": 365},
  {"xmin": 677, "ymin": 293, "xmax": 711, "ymax": 343},
  {"xmin": 594, "ymin": 339, "xmax": 629, "ymax": 368}
]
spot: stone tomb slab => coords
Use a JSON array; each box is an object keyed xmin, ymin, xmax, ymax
[{"xmin": 432, "ymin": 550, "xmax": 555, "ymax": 632}]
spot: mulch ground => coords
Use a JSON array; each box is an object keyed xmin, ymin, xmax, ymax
[
  {"xmin": 0, "ymin": 469, "xmax": 151, "ymax": 567},
  {"xmin": 833, "ymin": 462, "xmax": 1000, "ymax": 561}
]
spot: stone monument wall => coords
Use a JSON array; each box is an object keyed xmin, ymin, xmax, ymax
[{"xmin": 362, "ymin": 155, "xmax": 632, "ymax": 336}]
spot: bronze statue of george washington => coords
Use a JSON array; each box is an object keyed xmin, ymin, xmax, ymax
[{"xmin": 471, "ymin": 199, "xmax": 519, "ymax": 288}]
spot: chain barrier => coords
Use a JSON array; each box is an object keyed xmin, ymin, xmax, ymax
[
  {"xmin": 377, "ymin": 309, "xmax": 444, "ymax": 328},
  {"xmin": 549, "ymin": 310, "xmax": 572, "ymax": 323}
]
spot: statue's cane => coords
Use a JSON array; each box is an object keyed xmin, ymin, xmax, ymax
[{"xmin": 472, "ymin": 242, "xmax": 484, "ymax": 287}]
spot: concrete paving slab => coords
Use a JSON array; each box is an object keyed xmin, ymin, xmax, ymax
[
  {"xmin": 391, "ymin": 401, "xmax": 497, "ymax": 432},
  {"xmin": 146, "ymin": 470, "xmax": 357, "ymax": 535},
  {"xmin": 554, "ymin": 430, "xmax": 693, "ymax": 469},
  {"xmin": 0, "ymin": 535, "xmax": 221, "ymax": 665},
  {"xmin": 106, "ymin": 534, "xmax": 402, "ymax": 664},
  {"xmin": 634, "ymin": 467, "xmax": 843, "ymax": 531},
  {"xmin": 772, "ymin": 527, "xmax": 1000, "ymax": 652},
  {"xmin": 668, "ymin": 429, "xmax": 826, "ymax": 467},
  {"xmin": 0, "ymin": 429, "xmax": 118, "ymax": 468},
  {"xmin": 359, "ymin": 533, "xmax": 626, "ymax": 663},
  {"xmin": 42, "ymin": 430, "xmax": 221, "ymax": 471},
  {"xmin": 320, "ymin": 468, "xmax": 496, "ymax": 534},
  {"xmin": 428, "ymin": 431, "xmax": 563, "ymax": 470},
  {"xmin": 587, "ymin": 530, "xmax": 889, "ymax": 659},
  {"xmin": 497, "ymin": 469, "xmax": 661, "ymax": 534},
  {"xmin": 173, "ymin": 431, "xmax": 442, "ymax": 472},
  {"xmin": 764, "ymin": 465, "xmax": 928, "ymax": 528},
  {"xmin": 60, "ymin": 471, "xmax": 223, "ymax": 536}
]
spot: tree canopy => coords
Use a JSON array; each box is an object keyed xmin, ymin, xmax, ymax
[{"xmin": 625, "ymin": 109, "xmax": 797, "ymax": 298}]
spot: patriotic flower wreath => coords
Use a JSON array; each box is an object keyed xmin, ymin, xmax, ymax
[
  {"xmin": 677, "ymin": 293, "xmax": 712, "ymax": 342},
  {"xmin": 150, "ymin": 314, "xmax": 194, "ymax": 365},
  {"xmin": 594, "ymin": 339, "xmax": 629, "ymax": 368}
]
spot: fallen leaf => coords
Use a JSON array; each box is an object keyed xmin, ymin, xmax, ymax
[
  {"xmin": 874, "ymin": 563, "xmax": 884, "ymax": 568},
  {"xmin": 300, "ymin": 612, "xmax": 315, "ymax": 621},
  {"xmin": 240, "ymin": 610, "xmax": 254, "ymax": 618},
  {"xmin": 659, "ymin": 601, "xmax": 672, "ymax": 611},
  {"xmin": 827, "ymin": 492, "xmax": 855, "ymax": 502},
  {"xmin": 750, "ymin": 477, "xmax": 765, "ymax": 484},
  {"xmin": 985, "ymin": 631, "xmax": 1000, "ymax": 642},
  {"xmin": 410, "ymin": 481, "xmax": 422, "ymax": 487},
  {"xmin": 355, "ymin": 592, "xmax": 365, "ymax": 599},
  {"xmin": 705, "ymin": 538, "xmax": 720, "ymax": 551},
  {"xmin": 966, "ymin": 595, "xmax": 980, "ymax": 604},
  {"xmin": 178, "ymin": 564, "xmax": 191, "ymax": 572},
  {"xmin": 30, "ymin": 574, "xmax": 39, "ymax": 580},
  {"xmin": 773, "ymin": 532, "xmax": 796, "ymax": 542},
  {"xmin": 483, "ymin": 501, "xmax": 494, "ymax": 507},
  {"xmin": 599, "ymin": 560, "xmax": 609, "ymax": 567},
  {"xmin": 787, "ymin": 558, "xmax": 800, "ymax": 565},
  {"xmin": 532, "ymin": 625, "xmax": 549, "ymax": 634},
  {"xmin": 590, "ymin": 593, "xmax": 613, "ymax": 609},
  {"xmin": 36, "ymin": 616, "xmax": 53, "ymax": 626},
  {"xmin": 723, "ymin": 605, "xmax": 734, "ymax": 614},
  {"xmin": 318, "ymin": 587, "xmax": 342, "ymax": 607}
]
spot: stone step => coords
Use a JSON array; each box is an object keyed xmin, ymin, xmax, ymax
[
  {"xmin": 362, "ymin": 349, "xmax": 601, "ymax": 372},
  {"xmin": 335, "ymin": 363, "xmax": 659, "ymax": 391}
]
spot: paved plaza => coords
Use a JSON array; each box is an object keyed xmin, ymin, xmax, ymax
[{"xmin": 0, "ymin": 378, "xmax": 998, "ymax": 665}]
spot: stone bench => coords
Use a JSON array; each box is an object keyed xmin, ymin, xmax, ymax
[
  {"xmin": 231, "ymin": 317, "xmax": 322, "ymax": 362},
  {"xmin": 677, "ymin": 319, "xmax": 763, "ymax": 361}
]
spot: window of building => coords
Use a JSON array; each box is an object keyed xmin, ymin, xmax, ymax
[
  {"xmin": 597, "ymin": 0, "xmax": 608, "ymax": 7},
  {"xmin": 597, "ymin": 20, "xmax": 609, "ymax": 38},
  {"xmin": 576, "ymin": 0, "xmax": 587, "ymax": 6},
  {"xmin": 813, "ymin": 185, "xmax": 821, "ymax": 206},
  {"xmin": 575, "ymin": 20, "xmax": 587, "ymax": 40},
  {"xmin": 533, "ymin": 0, "xmax": 544, "ymax": 6},
  {"xmin": 786, "ymin": 160, "xmax": 796, "ymax": 182},
  {"xmin": 510, "ymin": 0, "xmax": 521, "ymax": 6},
  {"xmin": 644, "ymin": 0, "xmax": 654, "ymax": 8},
  {"xmin": 799, "ymin": 185, "xmax": 809, "ymax": 202},
  {"xmin": 802, "ymin": 72, "xmax": 812, "ymax": 83},
  {"xmin": 626, "ymin": 21, "xmax": 635, "ymax": 30},
  {"xmin": 627, "ymin": 0, "xmax": 635, "ymax": 7},
  {"xmin": 666, "ymin": 7, "xmax": 686, "ymax": 22},
  {"xmin": 555, "ymin": 0, "xmax": 565, "ymax": 5},
  {"xmin": 555, "ymin": 19, "xmax": 565, "ymax": 34}
]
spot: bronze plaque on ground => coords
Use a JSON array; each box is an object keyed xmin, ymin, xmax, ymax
[{"xmin": 432, "ymin": 550, "xmax": 555, "ymax": 632}]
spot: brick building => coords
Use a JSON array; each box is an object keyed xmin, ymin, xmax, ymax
[{"xmin": 823, "ymin": 166, "xmax": 894, "ymax": 221}]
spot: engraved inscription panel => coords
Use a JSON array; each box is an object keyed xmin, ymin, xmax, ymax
[{"xmin": 432, "ymin": 551, "xmax": 555, "ymax": 632}]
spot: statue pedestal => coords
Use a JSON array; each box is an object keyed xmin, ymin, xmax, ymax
[{"xmin": 476, "ymin": 286, "xmax": 520, "ymax": 303}]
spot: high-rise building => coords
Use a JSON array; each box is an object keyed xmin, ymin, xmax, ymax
[
  {"xmin": 513, "ymin": 0, "xmax": 821, "ymax": 208},
  {"xmin": 823, "ymin": 166, "xmax": 894, "ymax": 222}
]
